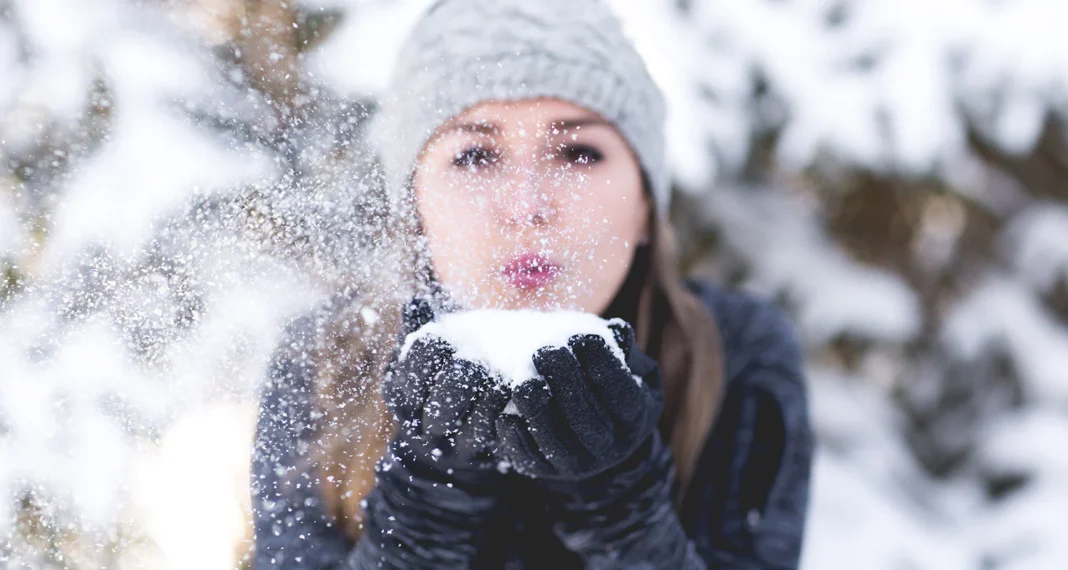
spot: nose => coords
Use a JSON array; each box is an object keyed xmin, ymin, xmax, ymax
[{"xmin": 498, "ymin": 148, "xmax": 559, "ymax": 229}]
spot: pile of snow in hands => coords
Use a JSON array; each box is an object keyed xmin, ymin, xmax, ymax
[{"xmin": 400, "ymin": 310, "xmax": 639, "ymax": 413}]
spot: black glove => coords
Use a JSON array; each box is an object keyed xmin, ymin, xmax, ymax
[
  {"xmin": 496, "ymin": 320, "xmax": 662, "ymax": 480},
  {"xmin": 349, "ymin": 297, "xmax": 511, "ymax": 569},
  {"xmin": 496, "ymin": 319, "xmax": 705, "ymax": 569},
  {"xmin": 383, "ymin": 316, "xmax": 511, "ymax": 482}
]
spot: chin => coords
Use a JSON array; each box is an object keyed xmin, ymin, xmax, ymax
[
  {"xmin": 523, "ymin": 289, "xmax": 599, "ymax": 313},
  {"xmin": 456, "ymin": 279, "xmax": 598, "ymax": 313}
]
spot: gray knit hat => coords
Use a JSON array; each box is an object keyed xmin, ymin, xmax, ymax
[{"xmin": 370, "ymin": 0, "xmax": 670, "ymax": 214}]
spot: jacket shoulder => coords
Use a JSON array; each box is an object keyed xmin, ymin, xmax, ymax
[
  {"xmin": 685, "ymin": 279, "xmax": 804, "ymax": 388},
  {"xmin": 684, "ymin": 279, "xmax": 812, "ymax": 569}
]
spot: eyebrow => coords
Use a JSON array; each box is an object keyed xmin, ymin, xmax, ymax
[
  {"xmin": 549, "ymin": 118, "xmax": 613, "ymax": 132},
  {"xmin": 441, "ymin": 117, "xmax": 612, "ymax": 137},
  {"xmin": 446, "ymin": 121, "xmax": 500, "ymax": 135}
]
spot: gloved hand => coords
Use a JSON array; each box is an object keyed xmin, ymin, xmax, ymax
[
  {"xmin": 495, "ymin": 319, "xmax": 705, "ymax": 569},
  {"xmin": 495, "ymin": 320, "xmax": 662, "ymax": 480},
  {"xmin": 383, "ymin": 325, "xmax": 511, "ymax": 482},
  {"xmin": 350, "ymin": 296, "xmax": 511, "ymax": 569}
]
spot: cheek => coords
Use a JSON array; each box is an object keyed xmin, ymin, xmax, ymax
[
  {"xmin": 415, "ymin": 183, "xmax": 494, "ymax": 282},
  {"xmin": 558, "ymin": 178, "xmax": 646, "ymax": 311},
  {"xmin": 573, "ymin": 177, "xmax": 646, "ymax": 246}
]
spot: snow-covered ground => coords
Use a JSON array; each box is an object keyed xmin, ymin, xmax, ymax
[{"xmin": 2, "ymin": 0, "xmax": 1067, "ymax": 568}]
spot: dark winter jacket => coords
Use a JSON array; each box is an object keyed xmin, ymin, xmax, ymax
[{"xmin": 250, "ymin": 280, "xmax": 814, "ymax": 569}]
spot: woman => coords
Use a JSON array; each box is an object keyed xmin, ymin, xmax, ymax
[{"xmin": 251, "ymin": 0, "xmax": 813, "ymax": 568}]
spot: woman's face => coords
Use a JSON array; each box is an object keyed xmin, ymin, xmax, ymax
[{"xmin": 412, "ymin": 98, "xmax": 649, "ymax": 314}]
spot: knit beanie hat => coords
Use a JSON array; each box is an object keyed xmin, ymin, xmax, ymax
[{"xmin": 371, "ymin": 0, "xmax": 670, "ymax": 214}]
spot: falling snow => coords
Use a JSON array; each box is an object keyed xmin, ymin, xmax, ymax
[{"xmin": 1, "ymin": 0, "xmax": 1067, "ymax": 568}]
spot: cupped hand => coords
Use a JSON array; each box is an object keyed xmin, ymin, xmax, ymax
[
  {"xmin": 495, "ymin": 320, "xmax": 663, "ymax": 480},
  {"xmin": 382, "ymin": 297, "xmax": 511, "ymax": 479}
]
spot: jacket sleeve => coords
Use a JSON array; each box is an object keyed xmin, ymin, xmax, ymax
[
  {"xmin": 351, "ymin": 449, "xmax": 505, "ymax": 569},
  {"xmin": 687, "ymin": 283, "xmax": 814, "ymax": 569},
  {"xmin": 544, "ymin": 432, "xmax": 707, "ymax": 569}
]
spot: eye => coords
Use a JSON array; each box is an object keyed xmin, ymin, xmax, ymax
[
  {"xmin": 560, "ymin": 144, "xmax": 603, "ymax": 165},
  {"xmin": 453, "ymin": 146, "xmax": 499, "ymax": 170}
]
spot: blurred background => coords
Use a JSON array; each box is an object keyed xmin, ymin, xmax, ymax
[{"xmin": 2, "ymin": 0, "xmax": 1067, "ymax": 568}]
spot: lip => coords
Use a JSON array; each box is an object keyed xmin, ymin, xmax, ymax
[{"xmin": 501, "ymin": 252, "xmax": 561, "ymax": 290}]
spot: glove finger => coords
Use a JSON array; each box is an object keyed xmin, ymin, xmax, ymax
[
  {"xmin": 422, "ymin": 359, "xmax": 483, "ymax": 440},
  {"xmin": 568, "ymin": 333, "xmax": 648, "ymax": 427},
  {"xmin": 461, "ymin": 374, "xmax": 511, "ymax": 455},
  {"xmin": 606, "ymin": 319, "xmax": 635, "ymax": 362},
  {"xmin": 386, "ymin": 335, "xmax": 454, "ymax": 421},
  {"xmin": 532, "ymin": 345, "xmax": 613, "ymax": 459},
  {"xmin": 496, "ymin": 413, "xmax": 554, "ymax": 476},
  {"xmin": 512, "ymin": 378, "xmax": 588, "ymax": 476},
  {"xmin": 402, "ymin": 334, "xmax": 455, "ymax": 379},
  {"xmin": 606, "ymin": 320, "xmax": 660, "ymax": 382},
  {"xmin": 630, "ymin": 349, "xmax": 662, "ymax": 390},
  {"xmin": 401, "ymin": 296, "xmax": 435, "ymax": 337},
  {"xmin": 410, "ymin": 329, "xmax": 454, "ymax": 358}
]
